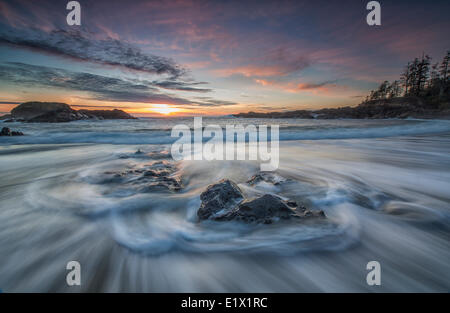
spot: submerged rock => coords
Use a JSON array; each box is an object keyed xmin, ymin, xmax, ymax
[
  {"xmin": 0, "ymin": 127, "xmax": 11, "ymax": 136},
  {"xmin": 233, "ymin": 194, "xmax": 301, "ymax": 223},
  {"xmin": 140, "ymin": 176, "xmax": 182, "ymax": 192},
  {"xmin": 198, "ymin": 179, "xmax": 325, "ymax": 224},
  {"xmin": 247, "ymin": 172, "xmax": 286, "ymax": 185},
  {"xmin": 197, "ymin": 179, "xmax": 244, "ymax": 220},
  {"xmin": 0, "ymin": 127, "xmax": 24, "ymax": 136},
  {"xmin": 95, "ymin": 158, "xmax": 182, "ymax": 193}
]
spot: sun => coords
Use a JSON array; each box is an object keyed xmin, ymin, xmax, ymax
[{"xmin": 147, "ymin": 104, "xmax": 181, "ymax": 115}]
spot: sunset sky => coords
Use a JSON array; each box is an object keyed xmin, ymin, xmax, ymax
[{"xmin": 0, "ymin": 0, "xmax": 449, "ymax": 116}]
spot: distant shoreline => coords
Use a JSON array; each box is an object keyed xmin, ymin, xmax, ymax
[{"xmin": 233, "ymin": 97, "xmax": 450, "ymax": 120}]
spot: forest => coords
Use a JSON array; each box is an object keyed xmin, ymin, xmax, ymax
[{"xmin": 364, "ymin": 51, "xmax": 450, "ymax": 105}]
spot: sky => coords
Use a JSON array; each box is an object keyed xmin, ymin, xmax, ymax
[{"xmin": 0, "ymin": 0, "xmax": 449, "ymax": 117}]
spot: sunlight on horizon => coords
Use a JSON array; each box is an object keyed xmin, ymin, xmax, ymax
[{"xmin": 129, "ymin": 104, "xmax": 183, "ymax": 116}]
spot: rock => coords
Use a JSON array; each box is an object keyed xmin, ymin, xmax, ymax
[
  {"xmin": 231, "ymin": 194, "xmax": 301, "ymax": 223},
  {"xmin": 143, "ymin": 176, "xmax": 182, "ymax": 192},
  {"xmin": 77, "ymin": 109, "xmax": 136, "ymax": 120},
  {"xmin": 147, "ymin": 150, "xmax": 171, "ymax": 159},
  {"xmin": 27, "ymin": 110, "xmax": 83, "ymax": 123},
  {"xmin": 197, "ymin": 179, "xmax": 244, "ymax": 220},
  {"xmin": 11, "ymin": 102, "xmax": 72, "ymax": 120},
  {"xmin": 197, "ymin": 179, "xmax": 326, "ymax": 224},
  {"xmin": 8, "ymin": 101, "xmax": 137, "ymax": 123},
  {"xmin": 247, "ymin": 172, "xmax": 286, "ymax": 185},
  {"xmin": 143, "ymin": 169, "xmax": 171, "ymax": 177},
  {"xmin": 94, "ymin": 159, "xmax": 182, "ymax": 193},
  {"xmin": 0, "ymin": 127, "xmax": 11, "ymax": 136},
  {"xmin": 0, "ymin": 127, "xmax": 24, "ymax": 136}
]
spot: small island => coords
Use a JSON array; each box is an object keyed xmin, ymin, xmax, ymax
[{"xmin": 0, "ymin": 101, "xmax": 137, "ymax": 123}]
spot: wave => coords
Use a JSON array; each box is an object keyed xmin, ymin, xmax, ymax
[{"xmin": 1, "ymin": 119, "xmax": 450, "ymax": 145}]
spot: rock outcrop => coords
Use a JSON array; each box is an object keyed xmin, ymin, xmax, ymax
[
  {"xmin": 11, "ymin": 102, "xmax": 72, "ymax": 120},
  {"xmin": 0, "ymin": 127, "xmax": 24, "ymax": 136},
  {"xmin": 77, "ymin": 109, "xmax": 136, "ymax": 120},
  {"xmin": 0, "ymin": 114, "xmax": 12, "ymax": 120},
  {"xmin": 246, "ymin": 172, "xmax": 286, "ymax": 185},
  {"xmin": 197, "ymin": 179, "xmax": 244, "ymax": 220},
  {"xmin": 197, "ymin": 179, "xmax": 325, "ymax": 224},
  {"xmin": 89, "ymin": 150, "xmax": 182, "ymax": 194},
  {"xmin": 27, "ymin": 110, "xmax": 90, "ymax": 123},
  {"xmin": 233, "ymin": 194, "xmax": 324, "ymax": 223},
  {"xmin": 8, "ymin": 102, "xmax": 136, "ymax": 122}
]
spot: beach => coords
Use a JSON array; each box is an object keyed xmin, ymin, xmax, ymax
[{"xmin": 0, "ymin": 117, "xmax": 449, "ymax": 292}]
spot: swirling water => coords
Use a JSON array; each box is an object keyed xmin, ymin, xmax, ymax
[{"xmin": 0, "ymin": 118, "xmax": 449, "ymax": 292}]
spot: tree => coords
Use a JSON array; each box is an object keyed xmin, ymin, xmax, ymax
[
  {"xmin": 401, "ymin": 62, "xmax": 412, "ymax": 96},
  {"xmin": 379, "ymin": 81, "xmax": 390, "ymax": 99},
  {"xmin": 364, "ymin": 49, "xmax": 449, "ymax": 105},
  {"xmin": 440, "ymin": 50, "xmax": 449, "ymax": 82},
  {"xmin": 389, "ymin": 80, "xmax": 401, "ymax": 98},
  {"xmin": 438, "ymin": 51, "xmax": 450, "ymax": 98},
  {"xmin": 414, "ymin": 54, "xmax": 431, "ymax": 96}
]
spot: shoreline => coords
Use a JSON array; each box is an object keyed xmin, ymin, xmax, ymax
[{"xmin": 233, "ymin": 97, "xmax": 450, "ymax": 120}]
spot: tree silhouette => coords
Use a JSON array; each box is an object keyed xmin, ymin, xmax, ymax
[{"xmin": 365, "ymin": 50, "xmax": 449, "ymax": 104}]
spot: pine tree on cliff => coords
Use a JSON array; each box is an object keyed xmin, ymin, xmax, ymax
[
  {"xmin": 414, "ymin": 54, "xmax": 431, "ymax": 96},
  {"xmin": 389, "ymin": 80, "xmax": 401, "ymax": 98},
  {"xmin": 401, "ymin": 62, "xmax": 412, "ymax": 96},
  {"xmin": 379, "ymin": 81, "xmax": 390, "ymax": 99},
  {"xmin": 409, "ymin": 58, "xmax": 420, "ymax": 96},
  {"xmin": 440, "ymin": 51, "xmax": 449, "ymax": 82}
]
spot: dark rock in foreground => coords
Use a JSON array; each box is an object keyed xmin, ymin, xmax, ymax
[
  {"xmin": 8, "ymin": 101, "xmax": 136, "ymax": 123},
  {"xmin": 0, "ymin": 127, "xmax": 24, "ymax": 136},
  {"xmin": 236, "ymin": 194, "xmax": 300, "ymax": 221},
  {"xmin": 198, "ymin": 179, "xmax": 244, "ymax": 220},
  {"xmin": 198, "ymin": 179, "xmax": 325, "ymax": 224}
]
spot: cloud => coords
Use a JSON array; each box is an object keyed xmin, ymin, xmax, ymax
[
  {"xmin": 0, "ymin": 62, "xmax": 234, "ymax": 107},
  {"xmin": 193, "ymin": 97, "xmax": 237, "ymax": 106},
  {"xmin": 0, "ymin": 26, "xmax": 186, "ymax": 79},
  {"xmin": 215, "ymin": 47, "xmax": 310, "ymax": 79},
  {"xmin": 294, "ymin": 81, "xmax": 335, "ymax": 91},
  {"xmin": 152, "ymin": 80, "xmax": 212, "ymax": 92},
  {"xmin": 254, "ymin": 78, "xmax": 338, "ymax": 94}
]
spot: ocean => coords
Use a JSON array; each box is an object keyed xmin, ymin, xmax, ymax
[{"xmin": 0, "ymin": 117, "xmax": 449, "ymax": 292}]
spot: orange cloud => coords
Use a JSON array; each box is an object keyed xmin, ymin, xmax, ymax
[{"xmin": 215, "ymin": 65, "xmax": 293, "ymax": 78}]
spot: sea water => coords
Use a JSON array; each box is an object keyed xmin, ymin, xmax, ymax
[{"xmin": 0, "ymin": 117, "xmax": 449, "ymax": 292}]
